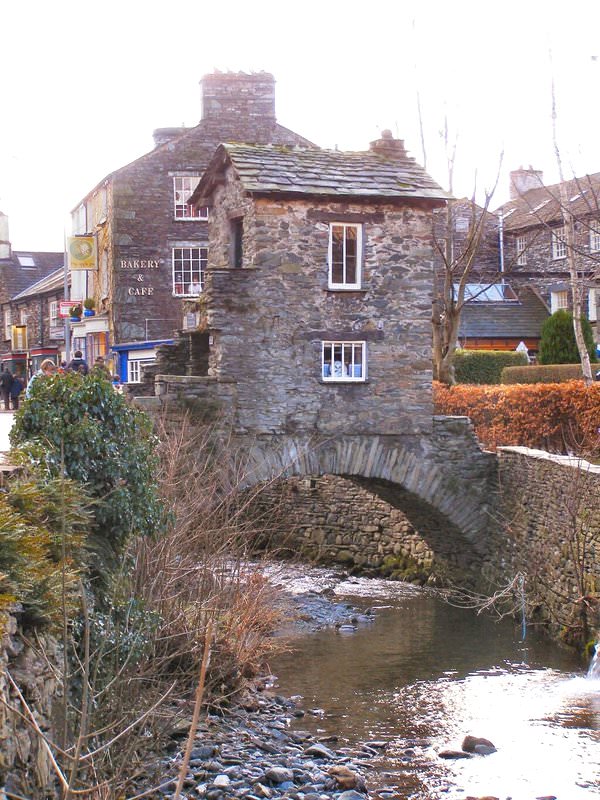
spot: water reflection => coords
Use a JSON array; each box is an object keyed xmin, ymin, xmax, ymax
[{"xmin": 270, "ymin": 577, "xmax": 599, "ymax": 799}]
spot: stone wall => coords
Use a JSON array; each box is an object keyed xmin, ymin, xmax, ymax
[
  {"xmin": 250, "ymin": 474, "xmax": 486, "ymax": 585},
  {"xmin": 492, "ymin": 447, "xmax": 600, "ymax": 643},
  {"xmin": 0, "ymin": 613, "xmax": 60, "ymax": 799}
]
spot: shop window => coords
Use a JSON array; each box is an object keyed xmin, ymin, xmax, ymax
[
  {"xmin": 127, "ymin": 358, "xmax": 154, "ymax": 384},
  {"xmin": 322, "ymin": 341, "xmax": 366, "ymax": 381}
]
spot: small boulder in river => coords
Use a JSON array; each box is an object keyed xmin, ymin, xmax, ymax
[
  {"xmin": 337, "ymin": 791, "xmax": 368, "ymax": 800},
  {"xmin": 304, "ymin": 743, "xmax": 335, "ymax": 759},
  {"xmin": 263, "ymin": 767, "xmax": 294, "ymax": 785},
  {"xmin": 328, "ymin": 765, "xmax": 367, "ymax": 792},
  {"xmin": 462, "ymin": 735, "xmax": 497, "ymax": 754},
  {"xmin": 439, "ymin": 749, "xmax": 472, "ymax": 760}
]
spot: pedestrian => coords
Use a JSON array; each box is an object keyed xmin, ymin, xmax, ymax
[
  {"xmin": 9, "ymin": 374, "xmax": 24, "ymax": 410},
  {"xmin": 67, "ymin": 350, "xmax": 89, "ymax": 375},
  {"xmin": 26, "ymin": 359, "xmax": 57, "ymax": 398},
  {"xmin": 112, "ymin": 374, "xmax": 123, "ymax": 394},
  {"xmin": 0, "ymin": 367, "xmax": 13, "ymax": 411},
  {"xmin": 92, "ymin": 356, "xmax": 110, "ymax": 377}
]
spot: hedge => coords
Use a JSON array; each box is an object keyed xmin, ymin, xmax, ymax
[
  {"xmin": 501, "ymin": 364, "xmax": 584, "ymax": 384},
  {"xmin": 453, "ymin": 349, "xmax": 528, "ymax": 384},
  {"xmin": 434, "ymin": 380, "xmax": 600, "ymax": 456}
]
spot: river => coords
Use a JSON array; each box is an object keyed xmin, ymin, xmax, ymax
[{"xmin": 267, "ymin": 566, "xmax": 600, "ymax": 800}]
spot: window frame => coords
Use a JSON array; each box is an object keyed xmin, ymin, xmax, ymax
[
  {"xmin": 171, "ymin": 245, "xmax": 208, "ymax": 297},
  {"xmin": 552, "ymin": 225, "xmax": 567, "ymax": 260},
  {"xmin": 550, "ymin": 289, "xmax": 569, "ymax": 313},
  {"xmin": 3, "ymin": 309, "xmax": 11, "ymax": 341},
  {"xmin": 589, "ymin": 221, "xmax": 600, "ymax": 253},
  {"xmin": 49, "ymin": 300, "xmax": 59, "ymax": 328},
  {"xmin": 173, "ymin": 176, "xmax": 208, "ymax": 220},
  {"xmin": 127, "ymin": 357, "xmax": 155, "ymax": 384},
  {"xmin": 328, "ymin": 223, "xmax": 363, "ymax": 289},
  {"xmin": 516, "ymin": 235, "xmax": 527, "ymax": 266},
  {"xmin": 321, "ymin": 340, "xmax": 367, "ymax": 382}
]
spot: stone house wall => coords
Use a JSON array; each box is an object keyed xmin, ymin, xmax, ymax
[
  {"xmin": 202, "ymin": 170, "xmax": 436, "ymax": 437},
  {"xmin": 72, "ymin": 72, "xmax": 313, "ymax": 349}
]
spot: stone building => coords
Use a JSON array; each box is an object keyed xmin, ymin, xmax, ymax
[
  {"xmin": 0, "ymin": 211, "xmax": 64, "ymax": 376},
  {"xmin": 182, "ymin": 133, "xmax": 448, "ymax": 435},
  {"xmin": 498, "ymin": 167, "xmax": 600, "ymax": 343},
  {"xmin": 69, "ymin": 71, "xmax": 313, "ymax": 384}
]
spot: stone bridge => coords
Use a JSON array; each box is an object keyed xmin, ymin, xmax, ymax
[{"xmin": 135, "ymin": 376, "xmax": 497, "ymax": 553}]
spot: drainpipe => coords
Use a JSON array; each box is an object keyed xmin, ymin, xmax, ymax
[{"xmin": 497, "ymin": 210, "xmax": 505, "ymax": 274}]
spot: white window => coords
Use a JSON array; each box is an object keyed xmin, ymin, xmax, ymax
[
  {"xmin": 552, "ymin": 225, "xmax": 567, "ymax": 260},
  {"xmin": 173, "ymin": 177, "xmax": 208, "ymax": 220},
  {"xmin": 49, "ymin": 301, "xmax": 59, "ymax": 327},
  {"xmin": 3, "ymin": 309, "xmax": 11, "ymax": 341},
  {"xmin": 127, "ymin": 358, "xmax": 154, "ymax": 384},
  {"xmin": 588, "ymin": 288, "xmax": 597, "ymax": 322},
  {"xmin": 172, "ymin": 246, "xmax": 207, "ymax": 297},
  {"xmin": 17, "ymin": 255, "xmax": 35, "ymax": 267},
  {"xmin": 19, "ymin": 309, "xmax": 28, "ymax": 324},
  {"xmin": 516, "ymin": 235, "xmax": 527, "ymax": 266},
  {"xmin": 590, "ymin": 221, "xmax": 600, "ymax": 253},
  {"xmin": 551, "ymin": 290, "xmax": 569, "ymax": 313},
  {"xmin": 328, "ymin": 223, "xmax": 362, "ymax": 289},
  {"xmin": 322, "ymin": 341, "xmax": 366, "ymax": 381}
]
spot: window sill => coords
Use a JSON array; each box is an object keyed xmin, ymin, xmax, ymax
[
  {"xmin": 324, "ymin": 287, "xmax": 368, "ymax": 294},
  {"xmin": 320, "ymin": 379, "xmax": 369, "ymax": 385},
  {"xmin": 173, "ymin": 217, "xmax": 209, "ymax": 222}
]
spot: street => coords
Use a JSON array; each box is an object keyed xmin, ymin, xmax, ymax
[{"xmin": 0, "ymin": 411, "xmax": 14, "ymax": 453}]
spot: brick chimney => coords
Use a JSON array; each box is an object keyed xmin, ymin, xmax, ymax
[
  {"xmin": 152, "ymin": 127, "xmax": 188, "ymax": 148},
  {"xmin": 369, "ymin": 129, "xmax": 408, "ymax": 158},
  {"xmin": 509, "ymin": 167, "xmax": 544, "ymax": 199},
  {"xmin": 200, "ymin": 71, "xmax": 276, "ymax": 121}
]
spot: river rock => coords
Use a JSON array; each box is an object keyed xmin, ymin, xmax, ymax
[
  {"xmin": 462, "ymin": 735, "xmax": 496, "ymax": 753},
  {"xmin": 263, "ymin": 766, "xmax": 294, "ymax": 784},
  {"xmin": 439, "ymin": 749, "xmax": 472, "ymax": 759},
  {"xmin": 337, "ymin": 791, "xmax": 368, "ymax": 800},
  {"xmin": 305, "ymin": 743, "xmax": 335, "ymax": 759},
  {"xmin": 192, "ymin": 745, "xmax": 219, "ymax": 760},
  {"xmin": 328, "ymin": 765, "xmax": 367, "ymax": 792},
  {"xmin": 212, "ymin": 774, "xmax": 231, "ymax": 787}
]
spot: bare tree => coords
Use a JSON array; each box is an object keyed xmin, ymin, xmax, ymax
[{"xmin": 430, "ymin": 119, "xmax": 504, "ymax": 384}]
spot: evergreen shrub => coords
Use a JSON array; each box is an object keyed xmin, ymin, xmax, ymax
[
  {"xmin": 11, "ymin": 371, "xmax": 163, "ymax": 567},
  {"xmin": 453, "ymin": 349, "xmax": 528, "ymax": 384},
  {"xmin": 502, "ymin": 364, "xmax": 584, "ymax": 384},
  {"xmin": 538, "ymin": 309, "xmax": 597, "ymax": 364}
]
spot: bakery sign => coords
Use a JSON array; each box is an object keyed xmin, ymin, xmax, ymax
[{"xmin": 119, "ymin": 258, "xmax": 160, "ymax": 296}]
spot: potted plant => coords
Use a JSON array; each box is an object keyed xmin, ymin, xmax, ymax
[
  {"xmin": 83, "ymin": 297, "xmax": 96, "ymax": 317},
  {"xmin": 69, "ymin": 304, "xmax": 83, "ymax": 321}
]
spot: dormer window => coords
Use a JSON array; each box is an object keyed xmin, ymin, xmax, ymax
[
  {"xmin": 173, "ymin": 176, "xmax": 208, "ymax": 220},
  {"xmin": 328, "ymin": 223, "xmax": 362, "ymax": 289}
]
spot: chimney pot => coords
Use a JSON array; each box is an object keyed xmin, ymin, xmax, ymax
[{"xmin": 509, "ymin": 167, "xmax": 544, "ymax": 199}]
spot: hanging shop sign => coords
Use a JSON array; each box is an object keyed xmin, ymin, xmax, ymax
[{"xmin": 67, "ymin": 236, "xmax": 97, "ymax": 270}]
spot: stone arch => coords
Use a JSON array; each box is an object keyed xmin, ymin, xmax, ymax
[{"xmin": 236, "ymin": 432, "xmax": 494, "ymax": 552}]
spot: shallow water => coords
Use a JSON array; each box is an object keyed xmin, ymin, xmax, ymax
[{"xmin": 268, "ymin": 567, "xmax": 600, "ymax": 800}]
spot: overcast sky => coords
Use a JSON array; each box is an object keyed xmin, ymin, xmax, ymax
[{"xmin": 2, "ymin": 0, "xmax": 600, "ymax": 251}]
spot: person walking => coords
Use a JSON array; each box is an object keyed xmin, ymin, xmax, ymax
[
  {"xmin": 9, "ymin": 374, "xmax": 24, "ymax": 410},
  {"xmin": 26, "ymin": 359, "xmax": 57, "ymax": 398},
  {"xmin": 67, "ymin": 350, "xmax": 89, "ymax": 375},
  {"xmin": 0, "ymin": 367, "xmax": 13, "ymax": 411}
]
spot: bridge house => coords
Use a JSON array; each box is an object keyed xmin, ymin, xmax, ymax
[{"xmin": 187, "ymin": 133, "xmax": 449, "ymax": 437}]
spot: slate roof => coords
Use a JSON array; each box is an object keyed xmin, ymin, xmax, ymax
[
  {"xmin": 194, "ymin": 143, "xmax": 450, "ymax": 203},
  {"xmin": 0, "ymin": 251, "xmax": 64, "ymax": 302},
  {"xmin": 12, "ymin": 267, "xmax": 66, "ymax": 300},
  {"xmin": 499, "ymin": 172, "xmax": 600, "ymax": 232},
  {"xmin": 459, "ymin": 286, "xmax": 549, "ymax": 339}
]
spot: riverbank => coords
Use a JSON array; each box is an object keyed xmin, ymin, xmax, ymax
[{"xmin": 132, "ymin": 563, "xmax": 596, "ymax": 800}]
